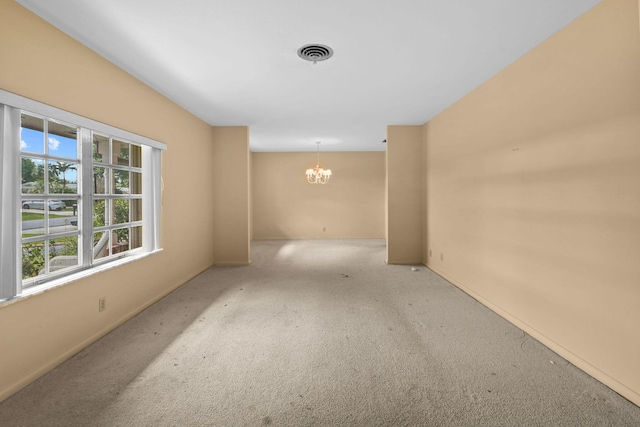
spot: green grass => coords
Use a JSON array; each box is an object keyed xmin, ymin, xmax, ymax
[{"xmin": 22, "ymin": 212, "xmax": 66, "ymax": 221}]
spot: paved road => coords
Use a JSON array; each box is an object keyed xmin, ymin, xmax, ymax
[
  {"xmin": 22, "ymin": 217, "xmax": 78, "ymax": 230},
  {"xmin": 22, "ymin": 210, "xmax": 77, "ymax": 233}
]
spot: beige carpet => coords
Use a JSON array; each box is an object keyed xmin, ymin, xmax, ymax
[{"xmin": 2, "ymin": 239, "xmax": 639, "ymax": 426}]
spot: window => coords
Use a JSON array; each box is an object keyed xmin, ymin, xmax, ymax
[
  {"xmin": 90, "ymin": 133, "xmax": 144, "ymax": 262},
  {"xmin": 1, "ymin": 90, "xmax": 165, "ymax": 301},
  {"xmin": 20, "ymin": 113, "xmax": 81, "ymax": 283}
]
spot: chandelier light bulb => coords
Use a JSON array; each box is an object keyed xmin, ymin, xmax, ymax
[{"xmin": 306, "ymin": 141, "xmax": 332, "ymax": 184}]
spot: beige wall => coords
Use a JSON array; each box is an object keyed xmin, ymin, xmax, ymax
[
  {"xmin": 212, "ymin": 126, "xmax": 251, "ymax": 264},
  {"xmin": 386, "ymin": 126, "xmax": 423, "ymax": 264},
  {"xmin": 252, "ymin": 152, "xmax": 385, "ymax": 239},
  {"xmin": 424, "ymin": 0, "xmax": 640, "ymax": 405},
  {"xmin": 0, "ymin": 0, "xmax": 216, "ymax": 401}
]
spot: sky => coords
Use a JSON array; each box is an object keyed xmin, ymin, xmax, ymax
[{"xmin": 21, "ymin": 127, "xmax": 78, "ymax": 182}]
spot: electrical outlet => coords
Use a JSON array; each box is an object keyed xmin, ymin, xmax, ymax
[
  {"xmin": 429, "ymin": 249, "xmax": 432, "ymax": 257},
  {"xmin": 98, "ymin": 297, "xmax": 106, "ymax": 312},
  {"xmin": 323, "ymin": 227, "xmax": 326, "ymax": 232},
  {"xmin": 440, "ymin": 253, "xmax": 444, "ymax": 261}
]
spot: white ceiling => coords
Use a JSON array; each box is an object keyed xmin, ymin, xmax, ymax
[{"xmin": 17, "ymin": 0, "xmax": 601, "ymax": 152}]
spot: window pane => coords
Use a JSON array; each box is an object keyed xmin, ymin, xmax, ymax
[
  {"xmin": 113, "ymin": 169, "xmax": 129, "ymax": 194},
  {"xmin": 93, "ymin": 199, "xmax": 106, "ymax": 227},
  {"xmin": 130, "ymin": 144, "xmax": 142, "ymax": 168},
  {"xmin": 93, "ymin": 133, "xmax": 109, "ymax": 163},
  {"xmin": 113, "ymin": 228, "xmax": 129, "ymax": 254},
  {"xmin": 21, "ymin": 157, "xmax": 45, "ymax": 194},
  {"xmin": 112, "ymin": 199, "xmax": 129, "ymax": 224},
  {"xmin": 22, "ymin": 201, "xmax": 45, "ymax": 237},
  {"xmin": 22, "ymin": 241, "xmax": 46, "ymax": 279},
  {"xmin": 47, "ymin": 120, "xmax": 77, "ymax": 159},
  {"xmin": 20, "ymin": 114, "xmax": 44, "ymax": 154},
  {"xmin": 48, "ymin": 199, "xmax": 78, "ymax": 235},
  {"xmin": 113, "ymin": 140, "xmax": 129, "ymax": 166},
  {"xmin": 93, "ymin": 167, "xmax": 108, "ymax": 194},
  {"xmin": 130, "ymin": 172, "xmax": 142, "ymax": 195},
  {"xmin": 131, "ymin": 198, "xmax": 142, "ymax": 222},
  {"xmin": 49, "ymin": 161, "xmax": 78, "ymax": 194},
  {"xmin": 131, "ymin": 226, "xmax": 143, "ymax": 250},
  {"xmin": 93, "ymin": 231, "xmax": 109, "ymax": 260},
  {"xmin": 49, "ymin": 237, "xmax": 79, "ymax": 272},
  {"xmin": 22, "ymin": 199, "xmax": 45, "ymax": 210}
]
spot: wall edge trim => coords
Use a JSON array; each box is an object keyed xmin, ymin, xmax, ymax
[{"xmin": 212, "ymin": 261, "xmax": 251, "ymax": 266}]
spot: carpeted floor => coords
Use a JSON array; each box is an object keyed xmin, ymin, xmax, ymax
[{"xmin": 2, "ymin": 239, "xmax": 639, "ymax": 426}]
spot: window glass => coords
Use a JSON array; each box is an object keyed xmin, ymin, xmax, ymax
[
  {"xmin": 47, "ymin": 120, "xmax": 77, "ymax": 159},
  {"xmin": 93, "ymin": 167, "xmax": 108, "ymax": 194},
  {"xmin": 131, "ymin": 199, "xmax": 143, "ymax": 222},
  {"xmin": 49, "ymin": 161, "xmax": 79, "ymax": 194},
  {"xmin": 21, "ymin": 200, "xmax": 45, "ymax": 237},
  {"xmin": 93, "ymin": 231, "xmax": 109, "ymax": 260},
  {"xmin": 93, "ymin": 199, "xmax": 107, "ymax": 227},
  {"xmin": 131, "ymin": 226, "xmax": 143, "ymax": 250},
  {"xmin": 112, "ymin": 199, "xmax": 129, "ymax": 224},
  {"xmin": 113, "ymin": 169, "xmax": 129, "ymax": 194},
  {"xmin": 22, "ymin": 242, "xmax": 46, "ymax": 280},
  {"xmin": 21, "ymin": 157, "xmax": 45, "ymax": 194},
  {"xmin": 20, "ymin": 114, "xmax": 44, "ymax": 154},
  {"xmin": 130, "ymin": 172, "xmax": 142, "ymax": 194},
  {"xmin": 49, "ymin": 236, "xmax": 79, "ymax": 272},
  {"xmin": 48, "ymin": 199, "xmax": 78, "ymax": 235},
  {"xmin": 93, "ymin": 134, "xmax": 109, "ymax": 163},
  {"xmin": 112, "ymin": 228, "xmax": 129, "ymax": 254},
  {"xmin": 130, "ymin": 144, "xmax": 142, "ymax": 168},
  {"xmin": 113, "ymin": 139, "xmax": 129, "ymax": 166}
]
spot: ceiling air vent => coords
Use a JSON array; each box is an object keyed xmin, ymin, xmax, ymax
[{"xmin": 297, "ymin": 44, "xmax": 334, "ymax": 64}]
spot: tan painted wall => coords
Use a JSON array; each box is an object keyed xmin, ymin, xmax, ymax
[
  {"xmin": 252, "ymin": 152, "xmax": 385, "ymax": 239},
  {"xmin": 0, "ymin": 0, "xmax": 215, "ymax": 401},
  {"xmin": 386, "ymin": 126, "xmax": 423, "ymax": 264},
  {"xmin": 212, "ymin": 126, "xmax": 251, "ymax": 264},
  {"xmin": 424, "ymin": 0, "xmax": 640, "ymax": 405}
]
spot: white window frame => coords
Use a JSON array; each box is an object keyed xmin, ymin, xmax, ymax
[{"xmin": 0, "ymin": 89, "xmax": 166, "ymax": 302}]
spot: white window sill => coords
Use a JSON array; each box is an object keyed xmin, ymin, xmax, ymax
[{"xmin": 0, "ymin": 249, "xmax": 163, "ymax": 308}]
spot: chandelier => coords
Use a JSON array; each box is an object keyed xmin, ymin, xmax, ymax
[{"xmin": 306, "ymin": 141, "xmax": 332, "ymax": 184}]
